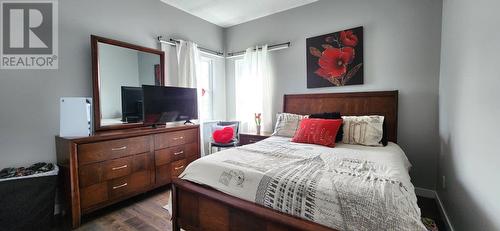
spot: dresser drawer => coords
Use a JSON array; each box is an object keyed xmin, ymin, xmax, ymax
[
  {"xmin": 171, "ymin": 159, "xmax": 187, "ymax": 178},
  {"xmin": 132, "ymin": 152, "xmax": 153, "ymax": 172},
  {"xmin": 155, "ymin": 164, "xmax": 171, "ymax": 185},
  {"xmin": 102, "ymin": 156, "xmax": 133, "ymax": 181},
  {"xmin": 108, "ymin": 171, "xmax": 151, "ymax": 200},
  {"xmin": 78, "ymin": 136, "xmax": 150, "ymax": 165},
  {"xmin": 155, "ymin": 142, "xmax": 198, "ymax": 166},
  {"xmin": 186, "ymin": 154, "xmax": 198, "ymax": 165},
  {"xmin": 80, "ymin": 182, "xmax": 108, "ymax": 209},
  {"xmin": 79, "ymin": 152, "xmax": 152, "ymax": 188},
  {"xmin": 154, "ymin": 129, "xmax": 197, "ymax": 149},
  {"xmin": 128, "ymin": 170, "xmax": 152, "ymax": 192},
  {"xmin": 79, "ymin": 163, "xmax": 103, "ymax": 188}
]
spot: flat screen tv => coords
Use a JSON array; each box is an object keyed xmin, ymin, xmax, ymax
[
  {"xmin": 142, "ymin": 85, "xmax": 198, "ymax": 125},
  {"xmin": 121, "ymin": 86, "xmax": 143, "ymax": 123}
]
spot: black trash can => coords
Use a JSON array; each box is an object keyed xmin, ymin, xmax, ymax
[{"xmin": 0, "ymin": 165, "xmax": 58, "ymax": 231}]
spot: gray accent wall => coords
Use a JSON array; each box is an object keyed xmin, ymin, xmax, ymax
[
  {"xmin": 225, "ymin": 0, "xmax": 443, "ymax": 189},
  {"xmin": 438, "ymin": 0, "xmax": 500, "ymax": 230},
  {"xmin": 0, "ymin": 0, "xmax": 224, "ymax": 169}
]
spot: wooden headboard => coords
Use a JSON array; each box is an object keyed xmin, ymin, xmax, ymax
[{"xmin": 283, "ymin": 91, "xmax": 398, "ymax": 142}]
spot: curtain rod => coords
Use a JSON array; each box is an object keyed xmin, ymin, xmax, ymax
[
  {"xmin": 226, "ymin": 42, "xmax": 291, "ymax": 58},
  {"xmin": 156, "ymin": 36, "xmax": 225, "ymax": 58},
  {"xmin": 157, "ymin": 36, "xmax": 291, "ymax": 59}
]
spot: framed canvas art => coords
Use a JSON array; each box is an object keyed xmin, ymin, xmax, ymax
[{"xmin": 307, "ymin": 26, "xmax": 363, "ymax": 88}]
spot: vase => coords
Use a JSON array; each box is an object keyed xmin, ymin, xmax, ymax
[{"xmin": 256, "ymin": 125, "xmax": 261, "ymax": 135}]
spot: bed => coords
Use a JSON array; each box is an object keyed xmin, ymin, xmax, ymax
[{"xmin": 171, "ymin": 91, "xmax": 426, "ymax": 231}]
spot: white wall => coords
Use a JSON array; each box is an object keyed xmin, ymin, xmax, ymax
[
  {"xmin": 0, "ymin": 0, "xmax": 224, "ymax": 169},
  {"xmin": 225, "ymin": 0, "xmax": 443, "ymax": 189},
  {"xmin": 438, "ymin": 0, "xmax": 500, "ymax": 230}
]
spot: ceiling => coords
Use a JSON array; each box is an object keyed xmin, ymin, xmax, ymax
[{"xmin": 161, "ymin": 0, "xmax": 318, "ymax": 28}]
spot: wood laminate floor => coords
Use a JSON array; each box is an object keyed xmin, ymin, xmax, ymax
[
  {"xmin": 54, "ymin": 186, "xmax": 172, "ymax": 231},
  {"xmin": 54, "ymin": 187, "xmax": 446, "ymax": 231}
]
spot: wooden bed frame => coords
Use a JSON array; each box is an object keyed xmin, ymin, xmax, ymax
[{"xmin": 172, "ymin": 91, "xmax": 398, "ymax": 231}]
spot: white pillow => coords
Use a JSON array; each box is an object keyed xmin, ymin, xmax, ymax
[
  {"xmin": 342, "ymin": 115, "xmax": 384, "ymax": 146},
  {"xmin": 272, "ymin": 113, "xmax": 308, "ymax": 137}
]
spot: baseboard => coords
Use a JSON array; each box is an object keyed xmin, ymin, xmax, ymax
[
  {"xmin": 415, "ymin": 187, "xmax": 455, "ymax": 231},
  {"xmin": 415, "ymin": 187, "xmax": 436, "ymax": 198}
]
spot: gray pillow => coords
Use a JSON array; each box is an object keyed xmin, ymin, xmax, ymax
[
  {"xmin": 272, "ymin": 113, "xmax": 308, "ymax": 137},
  {"xmin": 342, "ymin": 115, "xmax": 384, "ymax": 146}
]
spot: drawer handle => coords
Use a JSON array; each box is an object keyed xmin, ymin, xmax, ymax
[
  {"xmin": 174, "ymin": 165, "xmax": 185, "ymax": 170},
  {"xmin": 111, "ymin": 146, "xmax": 127, "ymax": 151},
  {"xmin": 112, "ymin": 183, "xmax": 128, "ymax": 190},
  {"xmin": 174, "ymin": 151, "xmax": 184, "ymax": 155},
  {"xmin": 111, "ymin": 165, "xmax": 128, "ymax": 170},
  {"xmin": 173, "ymin": 136, "xmax": 184, "ymax": 141}
]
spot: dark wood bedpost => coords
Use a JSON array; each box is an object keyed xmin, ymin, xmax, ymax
[{"xmin": 172, "ymin": 181, "xmax": 180, "ymax": 231}]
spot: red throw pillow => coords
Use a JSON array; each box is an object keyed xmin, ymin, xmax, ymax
[
  {"xmin": 213, "ymin": 127, "xmax": 234, "ymax": 144},
  {"xmin": 291, "ymin": 118, "xmax": 343, "ymax": 147}
]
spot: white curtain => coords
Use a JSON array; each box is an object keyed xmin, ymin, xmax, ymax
[
  {"xmin": 162, "ymin": 40, "xmax": 206, "ymax": 155},
  {"xmin": 236, "ymin": 45, "xmax": 273, "ymax": 132},
  {"xmin": 160, "ymin": 43, "xmax": 178, "ymax": 86},
  {"xmin": 175, "ymin": 40, "xmax": 200, "ymax": 88}
]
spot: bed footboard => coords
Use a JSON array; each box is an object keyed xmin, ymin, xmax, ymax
[{"xmin": 171, "ymin": 178, "xmax": 335, "ymax": 231}]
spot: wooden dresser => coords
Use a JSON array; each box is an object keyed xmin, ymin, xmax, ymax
[{"xmin": 56, "ymin": 125, "xmax": 200, "ymax": 228}]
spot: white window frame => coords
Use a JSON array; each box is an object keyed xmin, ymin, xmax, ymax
[{"xmin": 199, "ymin": 55, "xmax": 215, "ymax": 120}]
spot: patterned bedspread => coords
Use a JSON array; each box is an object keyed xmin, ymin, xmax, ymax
[{"xmin": 180, "ymin": 136, "xmax": 426, "ymax": 231}]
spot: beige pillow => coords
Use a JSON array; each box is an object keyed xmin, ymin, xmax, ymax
[
  {"xmin": 272, "ymin": 113, "xmax": 308, "ymax": 137},
  {"xmin": 342, "ymin": 115, "xmax": 384, "ymax": 146}
]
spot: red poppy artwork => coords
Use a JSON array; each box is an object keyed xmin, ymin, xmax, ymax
[{"xmin": 307, "ymin": 26, "xmax": 363, "ymax": 88}]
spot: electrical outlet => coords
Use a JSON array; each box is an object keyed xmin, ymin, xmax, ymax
[{"xmin": 442, "ymin": 175, "xmax": 446, "ymax": 189}]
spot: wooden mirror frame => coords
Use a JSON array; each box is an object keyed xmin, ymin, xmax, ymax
[{"xmin": 91, "ymin": 35, "xmax": 165, "ymax": 132}]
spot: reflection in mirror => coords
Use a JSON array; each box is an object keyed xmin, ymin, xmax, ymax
[{"xmin": 98, "ymin": 42, "xmax": 162, "ymax": 126}]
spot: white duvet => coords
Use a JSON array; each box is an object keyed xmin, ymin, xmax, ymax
[{"xmin": 180, "ymin": 136, "xmax": 426, "ymax": 231}]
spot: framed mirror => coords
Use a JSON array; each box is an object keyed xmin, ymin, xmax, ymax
[{"xmin": 91, "ymin": 35, "xmax": 165, "ymax": 131}]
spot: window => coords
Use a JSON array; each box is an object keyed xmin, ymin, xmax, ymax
[
  {"xmin": 235, "ymin": 59, "xmax": 244, "ymax": 82},
  {"xmin": 198, "ymin": 56, "xmax": 214, "ymax": 120},
  {"xmin": 234, "ymin": 58, "xmax": 261, "ymax": 131},
  {"xmin": 234, "ymin": 47, "xmax": 272, "ymax": 132}
]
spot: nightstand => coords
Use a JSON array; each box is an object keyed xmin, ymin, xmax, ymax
[{"xmin": 239, "ymin": 131, "xmax": 272, "ymax": 145}]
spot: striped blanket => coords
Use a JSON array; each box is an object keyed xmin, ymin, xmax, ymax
[{"xmin": 180, "ymin": 136, "xmax": 426, "ymax": 231}]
